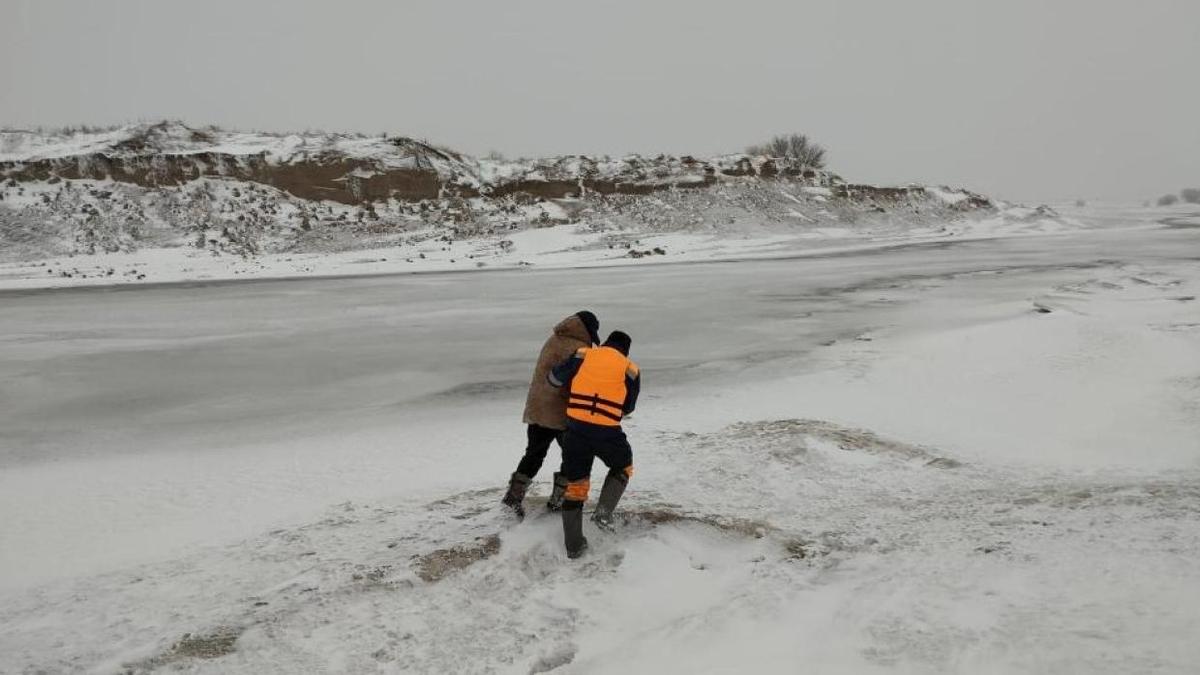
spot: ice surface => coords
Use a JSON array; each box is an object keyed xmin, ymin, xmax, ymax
[{"xmin": 1, "ymin": 209, "xmax": 1198, "ymax": 673}]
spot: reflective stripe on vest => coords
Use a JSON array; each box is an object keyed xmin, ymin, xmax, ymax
[{"xmin": 566, "ymin": 347, "xmax": 634, "ymax": 427}]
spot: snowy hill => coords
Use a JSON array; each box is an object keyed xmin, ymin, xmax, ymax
[{"xmin": 0, "ymin": 122, "xmax": 1072, "ymax": 287}]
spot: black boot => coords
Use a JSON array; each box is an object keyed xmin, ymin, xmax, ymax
[
  {"xmin": 546, "ymin": 472, "xmax": 568, "ymax": 512},
  {"xmin": 591, "ymin": 469, "xmax": 628, "ymax": 532},
  {"xmin": 562, "ymin": 501, "xmax": 589, "ymax": 558},
  {"xmin": 501, "ymin": 472, "xmax": 531, "ymax": 518}
]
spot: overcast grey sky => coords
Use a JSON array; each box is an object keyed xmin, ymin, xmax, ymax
[{"xmin": 2, "ymin": 0, "xmax": 1197, "ymax": 202}]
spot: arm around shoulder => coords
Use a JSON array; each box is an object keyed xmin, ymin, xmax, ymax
[
  {"xmin": 548, "ymin": 349, "xmax": 587, "ymax": 388},
  {"xmin": 623, "ymin": 365, "xmax": 641, "ymax": 415}
]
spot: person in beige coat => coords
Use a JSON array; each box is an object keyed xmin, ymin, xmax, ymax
[{"xmin": 502, "ymin": 310, "xmax": 601, "ymax": 517}]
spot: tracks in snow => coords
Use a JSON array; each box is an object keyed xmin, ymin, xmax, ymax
[{"xmin": 3, "ymin": 417, "xmax": 1198, "ymax": 673}]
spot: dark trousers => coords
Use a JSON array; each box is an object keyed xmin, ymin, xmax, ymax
[
  {"xmin": 515, "ymin": 424, "xmax": 564, "ymax": 479},
  {"xmin": 561, "ymin": 422, "xmax": 633, "ymax": 495}
]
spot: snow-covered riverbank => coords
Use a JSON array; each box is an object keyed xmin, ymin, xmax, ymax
[{"xmin": 0, "ymin": 197, "xmax": 1109, "ymax": 292}]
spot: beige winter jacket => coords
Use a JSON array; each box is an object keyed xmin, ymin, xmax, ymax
[{"xmin": 522, "ymin": 315, "xmax": 594, "ymax": 429}]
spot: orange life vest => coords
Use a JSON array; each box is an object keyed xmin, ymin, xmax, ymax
[{"xmin": 566, "ymin": 347, "xmax": 640, "ymax": 427}]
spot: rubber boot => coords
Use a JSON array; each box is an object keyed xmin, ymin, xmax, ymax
[
  {"xmin": 562, "ymin": 501, "xmax": 589, "ymax": 559},
  {"xmin": 501, "ymin": 472, "xmax": 531, "ymax": 518},
  {"xmin": 546, "ymin": 472, "xmax": 568, "ymax": 512},
  {"xmin": 591, "ymin": 469, "xmax": 628, "ymax": 532}
]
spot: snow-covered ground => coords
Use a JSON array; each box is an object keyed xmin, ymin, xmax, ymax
[
  {"xmin": 0, "ymin": 197, "xmax": 1117, "ymax": 291},
  {"xmin": 1, "ymin": 206, "xmax": 1198, "ymax": 673}
]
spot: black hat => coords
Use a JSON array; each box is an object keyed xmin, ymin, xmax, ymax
[
  {"xmin": 603, "ymin": 330, "xmax": 632, "ymax": 356},
  {"xmin": 576, "ymin": 310, "xmax": 601, "ymax": 345}
]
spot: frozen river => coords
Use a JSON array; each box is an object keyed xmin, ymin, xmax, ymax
[
  {"xmin": 3, "ymin": 227, "xmax": 1194, "ymax": 468},
  {"xmin": 2, "ymin": 221, "xmax": 1199, "ymax": 673}
]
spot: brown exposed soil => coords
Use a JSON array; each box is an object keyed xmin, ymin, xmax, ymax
[
  {"xmin": 0, "ymin": 153, "xmax": 455, "ymax": 205},
  {"xmin": 621, "ymin": 507, "xmax": 774, "ymax": 539},
  {"xmin": 412, "ymin": 534, "xmax": 502, "ymax": 582},
  {"xmin": 126, "ymin": 626, "xmax": 243, "ymax": 672},
  {"xmin": 168, "ymin": 629, "xmax": 241, "ymax": 659}
]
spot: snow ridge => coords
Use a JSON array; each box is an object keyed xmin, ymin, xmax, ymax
[{"xmin": 0, "ymin": 122, "xmax": 1076, "ymax": 289}]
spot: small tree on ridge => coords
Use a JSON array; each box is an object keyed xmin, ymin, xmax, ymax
[{"xmin": 746, "ymin": 133, "xmax": 827, "ymax": 168}]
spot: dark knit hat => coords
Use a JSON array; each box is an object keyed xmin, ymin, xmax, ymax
[
  {"xmin": 603, "ymin": 330, "xmax": 632, "ymax": 356},
  {"xmin": 576, "ymin": 310, "xmax": 601, "ymax": 345}
]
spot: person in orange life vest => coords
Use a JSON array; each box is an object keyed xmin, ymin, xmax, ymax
[
  {"xmin": 547, "ymin": 330, "xmax": 641, "ymax": 559},
  {"xmin": 502, "ymin": 311, "xmax": 601, "ymax": 518}
]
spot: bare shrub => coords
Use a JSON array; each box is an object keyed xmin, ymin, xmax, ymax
[
  {"xmin": 1157, "ymin": 194, "xmax": 1180, "ymax": 206},
  {"xmin": 1180, "ymin": 188, "xmax": 1200, "ymax": 204},
  {"xmin": 746, "ymin": 133, "xmax": 827, "ymax": 168}
]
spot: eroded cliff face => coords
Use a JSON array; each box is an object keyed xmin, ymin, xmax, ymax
[
  {"xmin": 0, "ymin": 123, "xmax": 477, "ymax": 204},
  {"xmin": 0, "ymin": 122, "xmax": 1000, "ymax": 261},
  {"xmin": 0, "ymin": 121, "xmax": 894, "ymax": 205}
]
